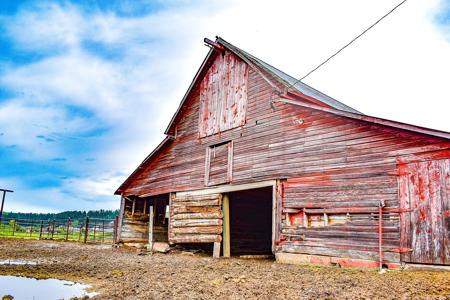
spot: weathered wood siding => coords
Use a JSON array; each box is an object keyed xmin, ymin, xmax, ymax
[
  {"xmin": 279, "ymin": 169, "xmax": 400, "ymax": 262},
  {"xmin": 120, "ymin": 199, "xmax": 148, "ymax": 244},
  {"xmin": 123, "ymin": 49, "xmax": 450, "ymax": 262},
  {"xmin": 169, "ymin": 194, "xmax": 223, "ymax": 244},
  {"xmin": 399, "ymin": 157, "xmax": 450, "ymax": 264},
  {"xmin": 199, "ymin": 51, "xmax": 248, "ymax": 137}
]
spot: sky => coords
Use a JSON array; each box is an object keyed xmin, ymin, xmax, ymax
[{"xmin": 0, "ymin": 0, "xmax": 449, "ymax": 213}]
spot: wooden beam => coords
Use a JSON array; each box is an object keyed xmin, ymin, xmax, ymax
[
  {"xmin": 117, "ymin": 195, "xmax": 126, "ymax": 243},
  {"xmin": 222, "ymin": 193, "xmax": 230, "ymax": 258},
  {"xmin": 147, "ymin": 205, "xmax": 154, "ymax": 252},
  {"xmin": 213, "ymin": 241, "xmax": 221, "ymax": 258},
  {"xmin": 176, "ymin": 180, "xmax": 276, "ymax": 197},
  {"xmin": 272, "ymin": 182, "xmax": 277, "ymax": 253}
]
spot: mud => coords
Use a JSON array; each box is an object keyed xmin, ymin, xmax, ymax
[{"xmin": 0, "ymin": 238, "xmax": 449, "ymax": 299}]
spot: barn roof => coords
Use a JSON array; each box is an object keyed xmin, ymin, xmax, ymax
[
  {"xmin": 216, "ymin": 37, "xmax": 362, "ymax": 114},
  {"xmin": 115, "ymin": 136, "xmax": 173, "ymax": 195}
]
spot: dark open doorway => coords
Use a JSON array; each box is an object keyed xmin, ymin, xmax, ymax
[{"xmin": 228, "ymin": 186, "xmax": 273, "ymax": 255}]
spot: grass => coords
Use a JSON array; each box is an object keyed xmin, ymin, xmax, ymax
[{"xmin": 0, "ymin": 221, "xmax": 114, "ymax": 243}]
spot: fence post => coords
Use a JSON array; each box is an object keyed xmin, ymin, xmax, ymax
[
  {"xmin": 51, "ymin": 221, "xmax": 55, "ymax": 239},
  {"xmin": 102, "ymin": 220, "xmax": 105, "ymax": 243},
  {"xmin": 12, "ymin": 219, "xmax": 16, "ymax": 236},
  {"xmin": 39, "ymin": 221, "xmax": 43, "ymax": 239},
  {"xmin": 29, "ymin": 220, "xmax": 33, "ymax": 238},
  {"xmin": 113, "ymin": 216, "xmax": 119, "ymax": 244},
  {"xmin": 78, "ymin": 221, "xmax": 83, "ymax": 241},
  {"xmin": 83, "ymin": 217, "xmax": 90, "ymax": 243},
  {"xmin": 65, "ymin": 218, "xmax": 71, "ymax": 241},
  {"xmin": 93, "ymin": 220, "xmax": 97, "ymax": 241}
]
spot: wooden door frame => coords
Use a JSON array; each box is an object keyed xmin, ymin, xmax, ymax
[{"xmin": 176, "ymin": 180, "xmax": 278, "ymax": 255}]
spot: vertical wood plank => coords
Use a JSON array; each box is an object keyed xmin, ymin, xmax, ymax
[
  {"xmin": 428, "ymin": 160, "xmax": 444, "ymax": 263},
  {"xmin": 117, "ymin": 196, "xmax": 125, "ymax": 243},
  {"xmin": 439, "ymin": 159, "xmax": 450, "ymax": 264},
  {"xmin": 148, "ymin": 205, "xmax": 154, "ymax": 251},
  {"xmin": 228, "ymin": 141, "xmax": 234, "ymax": 182},
  {"xmin": 398, "ymin": 166, "xmax": 411, "ymax": 262},
  {"xmin": 204, "ymin": 147, "xmax": 211, "ymax": 186},
  {"xmin": 272, "ymin": 182, "xmax": 277, "ymax": 253},
  {"xmin": 213, "ymin": 241, "xmax": 221, "ymax": 258},
  {"xmin": 222, "ymin": 193, "xmax": 231, "ymax": 257}
]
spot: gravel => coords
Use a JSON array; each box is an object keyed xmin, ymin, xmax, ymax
[{"xmin": 0, "ymin": 238, "xmax": 449, "ymax": 299}]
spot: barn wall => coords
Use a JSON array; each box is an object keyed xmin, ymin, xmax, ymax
[
  {"xmin": 122, "ymin": 50, "xmax": 450, "ymax": 261},
  {"xmin": 279, "ymin": 169, "xmax": 400, "ymax": 262}
]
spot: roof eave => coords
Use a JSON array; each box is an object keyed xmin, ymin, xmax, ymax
[
  {"xmin": 114, "ymin": 136, "xmax": 174, "ymax": 195},
  {"xmin": 276, "ymin": 94, "xmax": 450, "ymax": 140}
]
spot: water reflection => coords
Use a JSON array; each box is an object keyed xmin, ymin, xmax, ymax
[{"xmin": 0, "ymin": 276, "xmax": 98, "ymax": 299}]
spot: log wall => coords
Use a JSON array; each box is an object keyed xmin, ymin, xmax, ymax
[{"xmin": 169, "ymin": 194, "xmax": 223, "ymax": 244}]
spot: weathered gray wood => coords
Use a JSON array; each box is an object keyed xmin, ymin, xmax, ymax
[
  {"xmin": 171, "ymin": 226, "xmax": 222, "ymax": 234},
  {"xmin": 172, "ymin": 206, "xmax": 221, "ymax": 214},
  {"xmin": 172, "ymin": 211, "xmax": 223, "ymax": 220},
  {"xmin": 147, "ymin": 205, "xmax": 154, "ymax": 251},
  {"xmin": 171, "ymin": 234, "xmax": 222, "ymax": 243},
  {"xmin": 172, "ymin": 194, "xmax": 222, "ymax": 202},
  {"xmin": 117, "ymin": 196, "xmax": 125, "ymax": 243},
  {"xmin": 172, "ymin": 199, "xmax": 221, "ymax": 207},
  {"xmin": 171, "ymin": 219, "xmax": 222, "ymax": 227},
  {"xmin": 213, "ymin": 241, "xmax": 221, "ymax": 258}
]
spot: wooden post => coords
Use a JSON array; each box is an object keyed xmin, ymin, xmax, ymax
[
  {"xmin": 29, "ymin": 220, "xmax": 33, "ymax": 237},
  {"xmin": 113, "ymin": 216, "xmax": 119, "ymax": 244},
  {"xmin": 117, "ymin": 196, "xmax": 125, "ymax": 244},
  {"xmin": 132, "ymin": 199, "xmax": 135, "ymax": 216},
  {"xmin": 213, "ymin": 242, "xmax": 221, "ymax": 258},
  {"xmin": 93, "ymin": 220, "xmax": 97, "ymax": 241},
  {"xmin": 78, "ymin": 222, "xmax": 83, "ymax": 241},
  {"xmin": 51, "ymin": 221, "xmax": 55, "ymax": 239},
  {"xmin": 102, "ymin": 220, "xmax": 105, "ymax": 243},
  {"xmin": 222, "ymin": 193, "xmax": 230, "ymax": 258},
  {"xmin": 147, "ymin": 205, "xmax": 154, "ymax": 252},
  {"xmin": 65, "ymin": 218, "xmax": 71, "ymax": 241},
  {"xmin": 12, "ymin": 219, "xmax": 16, "ymax": 236},
  {"xmin": 84, "ymin": 217, "xmax": 90, "ymax": 243},
  {"xmin": 39, "ymin": 220, "xmax": 43, "ymax": 240}
]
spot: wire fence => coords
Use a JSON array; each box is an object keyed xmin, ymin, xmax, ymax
[{"xmin": 0, "ymin": 216, "xmax": 119, "ymax": 244}]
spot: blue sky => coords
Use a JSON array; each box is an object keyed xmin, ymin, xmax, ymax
[{"xmin": 0, "ymin": 0, "xmax": 449, "ymax": 212}]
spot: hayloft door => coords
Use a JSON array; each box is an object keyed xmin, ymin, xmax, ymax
[{"xmin": 399, "ymin": 158, "xmax": 450, "ymax": 265}]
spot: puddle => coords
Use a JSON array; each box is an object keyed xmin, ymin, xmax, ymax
[
  {"xmin": 0, "ymin": 260, "xmax": 37, "ymax": 265},
  {"xmin": 0, "ymin": 275, "xmax": 98, "ymax": 299}
]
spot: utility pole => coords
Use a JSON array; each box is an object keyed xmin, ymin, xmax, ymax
[{"xmin": 0, "ymin": 189, "xmax": 14, "ymax": 224}]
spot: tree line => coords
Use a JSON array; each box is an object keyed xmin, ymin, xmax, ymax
[{"xmin": 2, "ymin": 209, "xmax": 119, "ymax": 221}]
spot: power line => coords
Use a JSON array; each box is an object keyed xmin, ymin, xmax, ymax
[{"xmin": 287, "ymin": 0, "xmax": 408, "ymax": 89}]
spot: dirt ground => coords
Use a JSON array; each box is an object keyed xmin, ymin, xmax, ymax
[{"xmin": 0, "ymin": 239, "xmax": 449, "ymax": 299}]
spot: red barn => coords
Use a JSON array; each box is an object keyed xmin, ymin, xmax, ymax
[{"xmin": 115, "ymin": 37, "xmax": 450, "ymax": 268}]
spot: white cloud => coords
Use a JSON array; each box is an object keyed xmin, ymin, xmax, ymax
[{"xmin": 1, "ymin": 0, "xmax": 449, "ymax": 212}]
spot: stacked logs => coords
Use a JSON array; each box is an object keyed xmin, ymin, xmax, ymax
[{"xmin": 169, "ymin": 194, "xmax": 223, "ymax": 243}]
